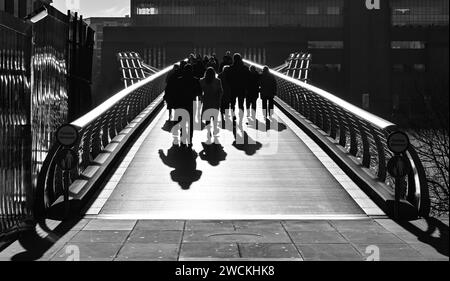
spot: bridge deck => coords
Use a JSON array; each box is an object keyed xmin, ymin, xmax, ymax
[{"xmin": 86, "ymin": 103, "xmax": 376, "ymax": 219}]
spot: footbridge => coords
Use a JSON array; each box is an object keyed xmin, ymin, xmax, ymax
[
  {"xmin": 33, "ymin": 59, "xmax": 429, "ymax": 221},
  {"xmin": 2, "ymin": 59, "xmax": 445, "ymax": 262}
]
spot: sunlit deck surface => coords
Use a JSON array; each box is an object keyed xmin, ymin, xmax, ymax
[{"xmin": 90, "ymin": 104, "xmax": 368, "ymax": 220}]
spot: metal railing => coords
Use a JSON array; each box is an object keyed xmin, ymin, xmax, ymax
[
  {"xmin": 34, "ymin": 63, "xmax": 173, "ymax": 218},
  {"xmin": 117, "ymin": 52, "xmax": 159, "ymax": 88},
  {"xmin": 281, "ymin": 52, "xmax": 312, "ymax": 83},
  {"xmin": 244, "ymin": 59, "xmax": 429, "ymax": 217},
  {"xmin": 0, "ymin": 12, "xmax": 33, "ymax": 237},
  {"xmin": 1, "ymin": 6, "xmax": 94, "ymax": 238}
]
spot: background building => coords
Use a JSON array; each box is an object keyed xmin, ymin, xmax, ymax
[
  {"xmin": 101, "ymin": 0, "xmax": 448, "ymax": 122},
  {"xmin": 85, "ymin": 17, "xmax": 131, "ymax": 105},
  {"xmin": 0, "ymin": 0, "xmax": 52, "ymax": 18}
]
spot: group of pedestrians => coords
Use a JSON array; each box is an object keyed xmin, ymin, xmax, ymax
[{"xmin": 164, "ymin": 52, "xmax": 278, "ymax": 146}]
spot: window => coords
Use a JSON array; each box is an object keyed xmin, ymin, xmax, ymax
[
  {"xmin": 413, "ymin": 64, "xmax": 426, "ymax": 72},
  {"xmin": 327, "ymin": 7, "xmax": 340, "ymax": 15},
  {"xmin": 250, "ymin": 7, "xmax": 266, "ymax": 15},
  {"xmin": 306, "ymin": 6, "xmax": 319, "ymax": 15},
  {"xmin": 391, "ymin": 0, "xmax": 449, "ymax": 26},
  {"xmin": 393, "ymin": 64, "xmax": 405, "ymax": 72},
  {"xmin": 136, "ymin": 7, "xmax": 158, "ymax": 15},
  {"xmin": 308, "ymin": 41, "xmax": 344, "ymax": 49},
  {"xmin": 391, "ymin": 41, "xmax": 426, "ymax": 49}
]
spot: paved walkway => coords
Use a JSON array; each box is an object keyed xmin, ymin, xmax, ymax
[{"xmin": 0, "ymin": 218, "xmax": 447, "ymax": 261}]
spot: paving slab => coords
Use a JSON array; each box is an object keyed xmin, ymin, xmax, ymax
[
  {"xmin": 353, "ymin": 244, "xmax": 427, "ymax": 261},
  {"xmin": 408, "ymin": 243, "xmax": 449, "ymax": 260},
  {"xmin": 289, "ymin": 231, "xmax": 347, "ymax": 244},
  {"xmin": 233, "ymin": 221, "xmax": 285, "ymax": 232},
  {"xmin": 115, "ymin": 243, "xmax": 179, "ymax": 261},
  {"xmin": 330, "ymin": 220, "xmax": 390, "ymax": 233},
  {"xmin": 282, "ymin": 221, "xmax": 335, "ymax": 232},
  {"xmin": 83, "ymin": 220, "xmax": 137, "ymax": 231},
  {"xmin": 179, "ymin": 243, "xmax": 239, "ymax": 260},
  {"xmin": 185, "ymin": 221, "xmax": 235, "ymax": 232},
  {"xmin": 183, "ymin": 229, "xmax": 291, "ymax": 243},
  {"xmin": 239, "ymin": 243, "xmax": 301, "ymax": 259},
  {"xmin": 134, "ymin": 220, "xmax": 185, "ymax": 231},
  {"xmin": 297, "ymin": 244, "xmax": 363, "ymax": 261},
  {"xmin": 51, "ymin": 243, "xmax": 122, "ymax": 261},
  {"xmin": 339, "ymin": 232, "xmax": 405, "ymax": 244},
  {"xmin": 70, "ymin": 230, "xmax": 130, "ymax": 244},
  {"xmin": 126, "ymin": 230, "xmax": 183, "ymax": 244}
]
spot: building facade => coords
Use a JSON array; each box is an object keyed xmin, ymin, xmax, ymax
[
  {"xmin": 84, "ymin": 17, "xmax": 131, "ymax": 105},
  {"xmin": 100, "ymin": 0, "xmax": 448, "ymax": 121},
  {"xmin": 0, "ymin": 0, "xmax": 52, "ymax": 18}
]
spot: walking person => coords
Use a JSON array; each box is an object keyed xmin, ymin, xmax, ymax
[
  {"xmin": 177, "ymin": 64, "xmax": 202, "ymax": 146},
  {"xmin": 247, "ymin": 65, "xmax": 261, "ymax": 119},
  {"xmin": 165, "ymin": 64, "xmax": 181, "ymax": 121},
  {"xmin": 227, "ymin": 53, "xmax": 250, "ymax": 126},
  {"xmin": 219, "ymin": 51, "xmax": 233, "ymax": 73},
  {"xmin": 200, "ymin": 67, "xmax": 223, "ymax": 142},
  {"xmin": 218, "ymin": 65, "xmax": 232, "ymax": 128},
  {"xmin": 260, "ymin": 66, "xmax": 277, "ymax": 118}
]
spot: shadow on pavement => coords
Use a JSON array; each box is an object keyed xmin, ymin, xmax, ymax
[{"xmin": 398, "ymin": 217, "xmax": 449, "ymax": 257}]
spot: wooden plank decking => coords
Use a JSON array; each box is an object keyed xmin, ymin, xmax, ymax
[{"xmin": 98, "ymin": 106, "xmax": 365, "ymax": 219}]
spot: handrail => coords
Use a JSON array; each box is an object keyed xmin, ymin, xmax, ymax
[
  {"xmin": 73, "ymin": 64, "xmax": 173, "ymax": 129},
  {"xmin": 244, "ymin": 59, "xmax": 429, "ymax": 217},
  {"xmin": 35, "ymin": 62, "xmax": 179, "ymax": 219},
  {"xmin": 246, "ymin": 59, "xmax": 395, "ymax": 130}
]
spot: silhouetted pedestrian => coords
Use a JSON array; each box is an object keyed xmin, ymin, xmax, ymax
[
  {"xmin": 218, "ymin": 65, "xmax": 232, "ymax": 128},
  {"xmin": 227, "ymin": 53, "xmax": 250, "ymax": 124},
  {"xmin": 211, "ymin": 53, "xmax": 220, "ymax": 72},
  {"xmin": 200, "ymin": 67, "xmax": 223, "ymax": 142},
  {"xmin": 165, "ymin": 64, "xmax": 181, "ymax": 121},
  {"xmin": 260, "ymin": 66, "xmax": 277, "ymax": 118},
  {"xmin": 177, "ymin": 64, "xmax": 202, "ymax": 146},
  {"xmin": 247, "ymin": 65, "xmax": 261, "ymax": 119},
  {"xmin": 220, "ymin": 51, "xmax": 233, "ymax": 73}
]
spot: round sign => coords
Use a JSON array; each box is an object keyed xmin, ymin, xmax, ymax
[
  {"xmin": 387, "ymin": 156, "xmax": 411, "ymax": 178},
  {"xmin": 387, "ymin": 131, "xmax": 410, "ymax": 154},
  {"xmin": 56, "ymin": 149, "xmax": 79, "ymax": 171},
  {"xmin": 56, "ymin": 124, "xmax": 79, "ymax": 147}
]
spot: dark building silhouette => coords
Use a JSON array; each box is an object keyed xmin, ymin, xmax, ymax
[
  {"xmin": 99, "ymin": 0, "xmax": 449, "ymax": 120},
  {"xmin": 84, "ymin": 17, "xmax": 131, "ymax": 105},
  {"xmin": 0, "ymin": 0, "xmax": 52, "ymax": 18}
]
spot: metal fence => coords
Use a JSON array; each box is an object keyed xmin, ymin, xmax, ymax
[
  {"xmin": 0, "ymin": 6, "xmax": 94, "ymax": 238},
  {"xmin": 0, "ymin": 11, "xmax": 33, "ymax": 237}
]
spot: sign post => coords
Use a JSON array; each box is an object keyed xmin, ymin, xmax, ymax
[
  {"xmin": 387, "ymin": 131, "xmax": 411, "ymax": 219},
  {"xmin": 56, "ymin": 124, "xmax": 80, "ymax": 219}
]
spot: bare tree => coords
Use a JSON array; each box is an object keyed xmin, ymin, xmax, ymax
[{"xmin": 410, "ymin": 71, "xmax": 449, "ymax": 217}]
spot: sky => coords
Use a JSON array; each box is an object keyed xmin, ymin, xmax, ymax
[{"xmin": 51, "ymin": 0, "xmax": 130, "ymax": 18}]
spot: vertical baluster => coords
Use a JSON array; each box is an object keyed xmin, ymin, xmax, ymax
[
  {"xmin": 329, "ymin": 103, "xmax": 338, "ymax": 140},
  {"xmin": 338, "ymin": 107, "xmax": 347, "ymax": 147},
  {"xmin": 348, "ymin": 115, "xmax": 358, "ymax": 157},
  {"xmin": 357, "ymin": 119, "xmax": 371, "ymax": 168},
  {"xmin": 371, "ymin": 128, "xmax": 387, "ymax": 181}
]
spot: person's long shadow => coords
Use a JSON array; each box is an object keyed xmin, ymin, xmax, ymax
[
  {"xmin": 162, "ymin": 120, "xmax": 177, "ymax": 132},
  {"xmin": 248, "ymin": 117, "xmax": 287, "ymax": 133},
  {"xmin": 199, "ymin": 141, "xmax": 228, "ymax": 166},
  {"xmin": 233, "ymin": 130, "xmax": 263, "ymax": 156},
  {"xmin": 397, "ymin": 217, "xmax": 449, "ymax": 257},
  {"xmin": 159, "ymin": 145, "xmax": 202, "ymax": 190}
]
